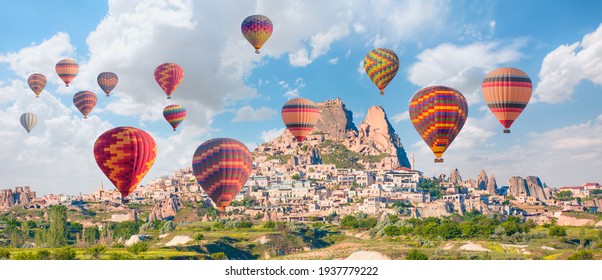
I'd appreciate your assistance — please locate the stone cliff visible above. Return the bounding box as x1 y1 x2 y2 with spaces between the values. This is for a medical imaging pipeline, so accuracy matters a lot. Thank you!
508 176 548 201
0 187 36 209
254 98 410 170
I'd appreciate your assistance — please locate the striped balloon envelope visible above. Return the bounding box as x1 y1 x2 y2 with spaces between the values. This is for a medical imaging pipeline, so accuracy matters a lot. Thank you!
192 138 252 211
55 59 79 87
241 14 273 54
27 74 47 98
97 72 119 97
281 98 320 142
409 86 468 163
154 63 184 99
364 48 399 95
481 67 532 133
163 104 187 131
20 112 38 133
73 91 97 119
94 127 157 200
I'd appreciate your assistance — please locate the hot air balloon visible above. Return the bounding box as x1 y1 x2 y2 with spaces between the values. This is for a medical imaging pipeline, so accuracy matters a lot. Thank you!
73 91 97 119
27 74 47 98
481 67 532 133
281 98 320 142
409 86 468 163
192 138 252 211
94 127 157 201
97 72 118 97
55 59 79 87
241 14 273 54
20 112 37 133
364 48 399 95
163 104 187 131
154 63 184 99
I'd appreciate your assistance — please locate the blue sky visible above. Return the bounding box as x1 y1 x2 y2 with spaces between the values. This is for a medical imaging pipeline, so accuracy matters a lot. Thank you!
0 0 601 195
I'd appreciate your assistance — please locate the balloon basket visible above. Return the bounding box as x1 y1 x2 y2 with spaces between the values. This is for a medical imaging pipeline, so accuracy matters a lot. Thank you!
255 49 260 54
173 128 176 131
36 96 39 98
503 129 511 134
106 94 110 97
122 198 130 204
434 158 444 163
380 90 384 96
167 96 171 99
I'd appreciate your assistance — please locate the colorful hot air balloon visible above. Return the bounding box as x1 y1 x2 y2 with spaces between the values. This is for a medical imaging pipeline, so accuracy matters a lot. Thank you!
154 63 184 99
281 98 320 142
241 14 273 54
163 104 187 131
27 74 47 98
55 59 79 87
73 91 97 119
409 86 468 163
97 72 119 97
20 112 37 133
364 48 399 95
192 138 252 211
481 67 532 133
94 127 157 200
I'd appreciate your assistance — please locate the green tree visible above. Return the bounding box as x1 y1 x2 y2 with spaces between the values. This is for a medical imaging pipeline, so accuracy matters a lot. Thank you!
193 233 204 241
160 221 175 234
0 249 10 260
406 249 429 260
555 191 574 201
549 226 567 237
384 226 401 237
211 252 228 260
340 215 359 228
127 242 148 256
34 227 47 247
264 220 276 229
291 174 301 180
48 206 68 247
84 226 100 244
86 245 107 259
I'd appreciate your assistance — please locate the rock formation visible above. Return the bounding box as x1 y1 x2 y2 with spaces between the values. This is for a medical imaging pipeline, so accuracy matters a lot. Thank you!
449 169 463 185
147 197 182 222
476 170 488 190
508 176 547 200
487 175 498 195
0 187 36 209
254 98 410 170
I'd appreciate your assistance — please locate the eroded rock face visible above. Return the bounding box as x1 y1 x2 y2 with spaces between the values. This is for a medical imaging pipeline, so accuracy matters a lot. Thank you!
254 98 410 170
0 187 36 209
508 176 547 200
476 170 488 191
449 169 463 185
487 175 498 195
147 197 182 222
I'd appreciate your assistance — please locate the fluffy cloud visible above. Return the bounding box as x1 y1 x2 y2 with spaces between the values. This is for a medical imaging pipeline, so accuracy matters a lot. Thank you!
408 41 524 105
261 128 285 143
391 111 409 123
534 23 602 103
232 106 277 122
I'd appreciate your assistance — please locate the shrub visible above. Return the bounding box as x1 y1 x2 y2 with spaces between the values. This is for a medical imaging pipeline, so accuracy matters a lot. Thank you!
549 226 567 237
264 220 276 229
109 253 133 260
211 252 228 260
36 249 51 260
406 249 429 260
53 247 77 260
127 242 148 256
160 221 175 234
86 245 107 259
0 249 10 260
568 250 593 260
193 233 204 241
384 226 401 237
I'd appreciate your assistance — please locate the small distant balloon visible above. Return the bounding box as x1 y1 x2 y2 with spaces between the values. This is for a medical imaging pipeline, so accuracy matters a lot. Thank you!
409 86 468 163
20 112 38 133
97 72 119 97
281 98 320 142
364 48 399 95
73 91 97 119
154 63 184 99
55 59 79 87
163 104 187 131
481 67 532 133
241 15 273 54
27 74 47 98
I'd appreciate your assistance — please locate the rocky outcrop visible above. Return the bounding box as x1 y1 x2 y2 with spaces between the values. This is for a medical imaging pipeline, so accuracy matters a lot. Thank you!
449 169 463 185
0 187 36 209
508 176 547 201
487 175 498 195
254 98 410 170
476 170 488 190
147 197 182 222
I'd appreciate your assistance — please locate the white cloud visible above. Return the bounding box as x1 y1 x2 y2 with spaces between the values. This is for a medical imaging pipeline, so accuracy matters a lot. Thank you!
261 128 285 143
328 57 339 65
534 23 602 103
281 77 306 99
408 41 524 105
232 106 277 122
392 111 409 123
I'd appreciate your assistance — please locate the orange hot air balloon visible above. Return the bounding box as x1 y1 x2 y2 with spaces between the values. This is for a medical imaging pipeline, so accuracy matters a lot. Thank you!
97 72 119 97
55 59 79 87
481 67 532 133
94 127 157 201
409 86 468 163
192 138 252 211
154 63 184 99
281 98 320 142
27 73 47 98
73 91 97 119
